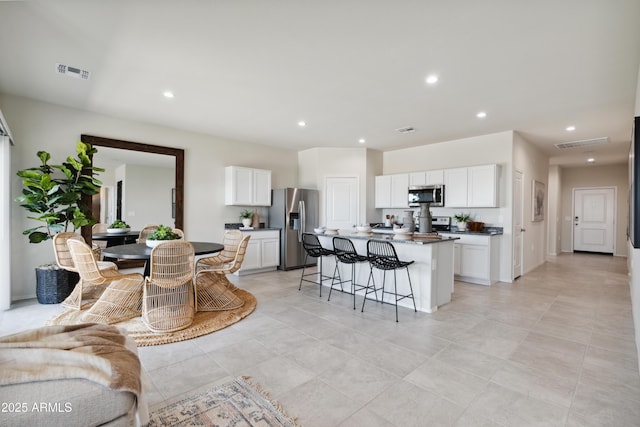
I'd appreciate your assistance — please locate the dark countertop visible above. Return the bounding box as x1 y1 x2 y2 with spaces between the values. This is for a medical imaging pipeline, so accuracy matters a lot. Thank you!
316 232 459 245
440 229 503 236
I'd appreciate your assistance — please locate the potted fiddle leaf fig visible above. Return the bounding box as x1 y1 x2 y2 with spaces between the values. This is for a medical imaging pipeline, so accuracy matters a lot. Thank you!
16 141 104 303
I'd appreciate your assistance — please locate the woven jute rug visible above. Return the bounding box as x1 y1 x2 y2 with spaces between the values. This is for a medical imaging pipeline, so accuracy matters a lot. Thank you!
144 376 301 427
45 288 257 346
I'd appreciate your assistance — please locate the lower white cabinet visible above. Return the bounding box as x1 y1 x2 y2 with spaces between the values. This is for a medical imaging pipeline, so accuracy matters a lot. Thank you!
235 230 280 275
441 233 500 285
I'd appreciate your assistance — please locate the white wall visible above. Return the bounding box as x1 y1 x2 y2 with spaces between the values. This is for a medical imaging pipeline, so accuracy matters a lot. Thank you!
629 64 640 373
3 94 298 300
559 164 628 257
513 132 550 273
547 165 562 256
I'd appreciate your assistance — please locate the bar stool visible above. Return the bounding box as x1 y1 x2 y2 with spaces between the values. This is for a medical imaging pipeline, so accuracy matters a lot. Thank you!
299 233 336 297
362 239 417 322
329 236 371 309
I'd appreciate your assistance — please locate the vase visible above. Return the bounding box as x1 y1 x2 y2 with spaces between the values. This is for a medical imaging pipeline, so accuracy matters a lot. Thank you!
456 221 467 231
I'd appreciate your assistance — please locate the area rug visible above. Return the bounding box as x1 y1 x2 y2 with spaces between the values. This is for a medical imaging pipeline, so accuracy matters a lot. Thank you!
45 288 257 346
144 376 301 427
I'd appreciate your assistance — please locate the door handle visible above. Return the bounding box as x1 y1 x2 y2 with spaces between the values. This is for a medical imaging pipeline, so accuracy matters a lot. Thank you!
521 228 526 232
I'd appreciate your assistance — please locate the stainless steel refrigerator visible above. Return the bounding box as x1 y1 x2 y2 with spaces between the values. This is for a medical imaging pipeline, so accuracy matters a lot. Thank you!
269 188 319 270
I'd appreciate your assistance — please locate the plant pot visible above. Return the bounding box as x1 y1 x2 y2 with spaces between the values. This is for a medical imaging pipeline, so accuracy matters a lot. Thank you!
35 265 79 304
242 218 252 227
456 221 467 231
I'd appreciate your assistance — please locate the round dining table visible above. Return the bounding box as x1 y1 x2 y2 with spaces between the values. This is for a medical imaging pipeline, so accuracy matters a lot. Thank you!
92 231 140 247
101 241 224 277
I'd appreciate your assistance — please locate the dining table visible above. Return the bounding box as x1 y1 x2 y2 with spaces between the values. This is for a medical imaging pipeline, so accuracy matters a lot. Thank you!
101 241 224 277
92 231 140 247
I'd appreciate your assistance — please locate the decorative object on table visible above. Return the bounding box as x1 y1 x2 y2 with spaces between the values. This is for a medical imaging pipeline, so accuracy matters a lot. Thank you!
15 142 104 303
240 209 253 228
251 208 260 228
144 376 300 427
402 210 415 232
453 213 472 231
107 219 131 233
532 180 545 222
385 214 394 227
313 227 326 234
145 224 181 247
356 225 372 234
46 287 257 346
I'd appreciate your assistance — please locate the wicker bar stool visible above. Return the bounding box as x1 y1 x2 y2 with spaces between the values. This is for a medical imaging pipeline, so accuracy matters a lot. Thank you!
299 233 336 297
142 241 195 333
362 239 417 322
329 236 371 309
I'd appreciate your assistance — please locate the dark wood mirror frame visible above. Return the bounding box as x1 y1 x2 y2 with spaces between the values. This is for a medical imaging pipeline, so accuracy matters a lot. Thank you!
80 134 184 244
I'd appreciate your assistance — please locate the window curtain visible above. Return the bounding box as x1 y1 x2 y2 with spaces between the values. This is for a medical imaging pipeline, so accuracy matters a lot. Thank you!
0 111 13 310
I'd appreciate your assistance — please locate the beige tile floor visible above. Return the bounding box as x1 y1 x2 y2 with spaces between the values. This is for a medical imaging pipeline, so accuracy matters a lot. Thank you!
1 252 638 426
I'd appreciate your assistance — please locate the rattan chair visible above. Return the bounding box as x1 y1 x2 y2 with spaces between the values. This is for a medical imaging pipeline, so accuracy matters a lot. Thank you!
194 234 249 311
91 223 109 250
66 239 144 323
137 224 159 243
195 230 243 273
54 232 118 310
172 228 185 239
142 241 196 333
362 239 416 322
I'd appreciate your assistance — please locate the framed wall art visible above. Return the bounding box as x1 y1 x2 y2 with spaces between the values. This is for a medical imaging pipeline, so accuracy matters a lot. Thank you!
532 180 545 222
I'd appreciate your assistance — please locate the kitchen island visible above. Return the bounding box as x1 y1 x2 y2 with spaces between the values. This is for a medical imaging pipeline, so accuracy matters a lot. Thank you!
316 232 458 313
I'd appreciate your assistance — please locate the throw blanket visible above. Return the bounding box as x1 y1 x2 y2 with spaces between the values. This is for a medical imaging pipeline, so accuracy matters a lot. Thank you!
0 323 146 422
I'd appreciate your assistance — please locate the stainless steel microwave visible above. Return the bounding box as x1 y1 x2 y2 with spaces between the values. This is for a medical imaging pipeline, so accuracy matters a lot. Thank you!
408 185 445 207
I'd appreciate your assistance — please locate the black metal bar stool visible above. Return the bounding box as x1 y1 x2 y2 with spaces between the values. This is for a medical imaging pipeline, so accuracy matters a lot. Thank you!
362 239 417 322
299 233 336 297
329 236 371 309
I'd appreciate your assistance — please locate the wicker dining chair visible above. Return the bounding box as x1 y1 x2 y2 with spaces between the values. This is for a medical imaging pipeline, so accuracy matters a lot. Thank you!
172 228 185 239
142 240 196 333
53 232 119 310
195 230 243 273
66 239 144 324
137 224 159 243
194 234 249 311
91 223 109 250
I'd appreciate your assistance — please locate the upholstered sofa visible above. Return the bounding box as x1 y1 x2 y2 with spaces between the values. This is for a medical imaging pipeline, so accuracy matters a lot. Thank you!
0 324 145 427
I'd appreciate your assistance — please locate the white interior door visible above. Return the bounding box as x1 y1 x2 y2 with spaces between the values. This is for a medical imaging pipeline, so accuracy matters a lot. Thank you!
573 187 615 254
513 170 524 279
325 177 358 229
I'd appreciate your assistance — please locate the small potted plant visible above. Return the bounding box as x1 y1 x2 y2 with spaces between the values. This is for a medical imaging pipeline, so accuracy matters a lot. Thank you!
240 209 253 228
107 219 131 233
146 224 181 247
453 213 472 231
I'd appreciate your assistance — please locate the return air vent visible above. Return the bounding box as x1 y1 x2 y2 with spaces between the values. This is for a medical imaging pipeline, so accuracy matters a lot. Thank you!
56 63 90 80
554 137 608 150
396 126 416 134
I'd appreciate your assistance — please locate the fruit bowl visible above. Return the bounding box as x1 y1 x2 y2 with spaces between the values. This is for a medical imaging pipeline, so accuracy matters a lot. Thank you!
313 227 325 234
106 228 131 234
356 225 372 233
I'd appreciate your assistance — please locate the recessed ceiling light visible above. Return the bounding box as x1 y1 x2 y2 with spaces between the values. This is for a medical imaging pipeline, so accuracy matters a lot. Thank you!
358 138 366 144
425 75 438 85
566 125 576 131
298 121 306 127
163 91 174 99
476 111 487 118
587 157 595 163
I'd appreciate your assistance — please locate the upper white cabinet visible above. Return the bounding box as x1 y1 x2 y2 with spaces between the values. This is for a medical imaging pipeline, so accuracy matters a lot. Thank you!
375 174 409 208
409 170 444 186
225 166 272 206
444 164 498 208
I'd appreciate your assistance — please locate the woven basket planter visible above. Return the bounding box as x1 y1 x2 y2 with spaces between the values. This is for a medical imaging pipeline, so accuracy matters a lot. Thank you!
35 265 79 304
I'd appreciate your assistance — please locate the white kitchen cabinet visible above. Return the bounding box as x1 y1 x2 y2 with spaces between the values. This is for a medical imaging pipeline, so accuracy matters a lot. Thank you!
375 174 409 208
425 170 444 185
236 229 280 275
225 166 272 206
443 164 498 208
443 168 468 207
441 233 499 285
409 172 426 186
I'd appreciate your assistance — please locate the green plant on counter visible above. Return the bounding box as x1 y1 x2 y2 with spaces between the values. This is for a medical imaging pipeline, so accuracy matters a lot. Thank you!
453 213 472 223
239 209 253 220
148 224 180 241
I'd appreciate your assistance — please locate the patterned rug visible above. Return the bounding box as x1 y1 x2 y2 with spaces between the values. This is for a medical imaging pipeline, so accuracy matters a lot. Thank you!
46 288 257 346
145 376 301 427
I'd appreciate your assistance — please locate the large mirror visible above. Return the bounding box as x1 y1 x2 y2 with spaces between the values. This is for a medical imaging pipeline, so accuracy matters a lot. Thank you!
80 134 184 244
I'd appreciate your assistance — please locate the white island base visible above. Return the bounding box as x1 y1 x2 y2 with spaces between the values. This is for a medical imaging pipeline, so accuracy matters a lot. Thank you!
316 234 456 313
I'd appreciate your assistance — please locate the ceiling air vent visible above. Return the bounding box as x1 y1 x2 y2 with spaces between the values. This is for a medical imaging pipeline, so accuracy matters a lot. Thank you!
554 137 608 150
56 63 90 80
396 126 416 134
